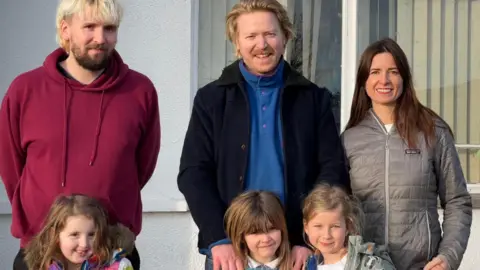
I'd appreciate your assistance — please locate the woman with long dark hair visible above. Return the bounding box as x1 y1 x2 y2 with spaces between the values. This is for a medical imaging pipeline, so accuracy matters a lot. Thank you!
342 37 472 270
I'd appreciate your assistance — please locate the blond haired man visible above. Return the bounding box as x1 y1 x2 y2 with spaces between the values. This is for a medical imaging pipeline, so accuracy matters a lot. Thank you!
178 0 349 269
0 1 160 269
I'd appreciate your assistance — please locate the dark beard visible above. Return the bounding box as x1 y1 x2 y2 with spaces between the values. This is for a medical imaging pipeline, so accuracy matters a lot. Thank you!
72 45 110 71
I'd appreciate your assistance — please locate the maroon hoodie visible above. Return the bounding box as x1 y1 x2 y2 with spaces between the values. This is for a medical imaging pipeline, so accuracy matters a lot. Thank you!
0 48 160 247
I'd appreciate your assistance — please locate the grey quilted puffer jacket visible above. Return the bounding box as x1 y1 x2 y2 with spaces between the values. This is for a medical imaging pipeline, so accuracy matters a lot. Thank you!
342 110 472 270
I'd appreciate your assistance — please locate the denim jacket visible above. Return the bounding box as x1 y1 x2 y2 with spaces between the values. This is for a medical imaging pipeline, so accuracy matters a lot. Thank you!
304 235 396 270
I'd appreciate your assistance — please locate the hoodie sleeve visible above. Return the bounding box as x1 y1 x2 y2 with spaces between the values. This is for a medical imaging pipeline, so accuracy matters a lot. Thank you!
177 89 228 247
435 126 472 270
136 87 161 189
315 88 350 192
0 81 26 203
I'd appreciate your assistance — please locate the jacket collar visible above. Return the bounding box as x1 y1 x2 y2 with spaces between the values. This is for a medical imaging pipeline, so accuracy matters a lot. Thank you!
359 109 397 135
216 59 312 88
247 256 280 268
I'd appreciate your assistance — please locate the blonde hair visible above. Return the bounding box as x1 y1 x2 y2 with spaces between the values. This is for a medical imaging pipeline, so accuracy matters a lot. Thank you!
24 194 114 269
303 184 364 240
225 191 291 270
226 0 294 56
55 0 124 50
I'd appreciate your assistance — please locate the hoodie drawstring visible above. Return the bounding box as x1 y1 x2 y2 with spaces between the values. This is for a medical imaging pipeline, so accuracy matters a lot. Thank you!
89 90 105 166
61 83 105 186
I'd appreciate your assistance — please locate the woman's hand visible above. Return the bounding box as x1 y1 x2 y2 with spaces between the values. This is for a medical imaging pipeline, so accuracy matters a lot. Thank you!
424 255 449 270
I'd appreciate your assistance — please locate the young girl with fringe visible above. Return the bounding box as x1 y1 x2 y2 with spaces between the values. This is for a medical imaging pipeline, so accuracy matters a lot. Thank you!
303 184 396 270
24 194 135 270
224 190 291 270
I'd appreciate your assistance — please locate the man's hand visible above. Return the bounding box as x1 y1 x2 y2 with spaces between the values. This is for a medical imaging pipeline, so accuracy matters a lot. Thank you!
424 255 449 270
292 245 312 270
211 244 243 270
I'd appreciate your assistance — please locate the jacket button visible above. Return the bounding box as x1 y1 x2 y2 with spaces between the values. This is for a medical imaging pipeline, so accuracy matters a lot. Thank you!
241 144 246 150
239 176 243 182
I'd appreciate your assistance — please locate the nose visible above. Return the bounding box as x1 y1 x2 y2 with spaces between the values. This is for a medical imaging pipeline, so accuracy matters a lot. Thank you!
379 71 391 85
260 233 271 242
93 27 106 44
321 227 332 239
256 36 267 49
78 236 89 248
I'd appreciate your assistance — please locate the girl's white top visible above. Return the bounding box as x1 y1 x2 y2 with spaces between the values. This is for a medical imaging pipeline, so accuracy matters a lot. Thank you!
317 254 347 270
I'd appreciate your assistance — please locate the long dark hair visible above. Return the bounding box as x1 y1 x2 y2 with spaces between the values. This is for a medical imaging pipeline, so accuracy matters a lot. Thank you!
345 37 453 148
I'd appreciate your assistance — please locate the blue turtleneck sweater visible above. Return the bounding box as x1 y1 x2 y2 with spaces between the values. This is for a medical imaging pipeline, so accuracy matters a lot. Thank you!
202 60 286 256
239 60 285 202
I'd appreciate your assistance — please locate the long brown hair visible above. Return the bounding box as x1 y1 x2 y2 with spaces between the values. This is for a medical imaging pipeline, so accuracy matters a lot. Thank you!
345 37 453 148
24 194 112 269
225 191 291 270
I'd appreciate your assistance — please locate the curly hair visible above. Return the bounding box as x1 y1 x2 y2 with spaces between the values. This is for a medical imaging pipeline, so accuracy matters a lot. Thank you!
24 194 112 269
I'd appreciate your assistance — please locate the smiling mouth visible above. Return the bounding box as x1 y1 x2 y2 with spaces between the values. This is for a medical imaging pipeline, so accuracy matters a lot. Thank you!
256 53 272 58
376 88 393 93
76 250 89 256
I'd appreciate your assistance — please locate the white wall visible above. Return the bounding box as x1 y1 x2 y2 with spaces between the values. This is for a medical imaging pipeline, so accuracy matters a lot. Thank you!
0 0 479 269
0 0 203 268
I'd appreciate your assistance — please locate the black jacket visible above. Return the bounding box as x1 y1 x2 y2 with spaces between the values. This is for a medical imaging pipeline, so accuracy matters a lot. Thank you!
177 60 349 250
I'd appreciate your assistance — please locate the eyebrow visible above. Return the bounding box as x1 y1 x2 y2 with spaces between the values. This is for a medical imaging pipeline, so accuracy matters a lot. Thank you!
370 67 398 71
244 30 277 35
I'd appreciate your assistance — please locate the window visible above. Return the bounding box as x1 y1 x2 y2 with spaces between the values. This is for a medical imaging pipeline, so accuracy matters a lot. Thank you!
287 0 343 129
198 0 343 129
198 0 238 88
358 0 480 184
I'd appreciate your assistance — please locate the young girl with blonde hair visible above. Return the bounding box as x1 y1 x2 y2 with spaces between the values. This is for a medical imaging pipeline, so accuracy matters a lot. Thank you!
24 194 134 270
303 184 395 270
225 190 291 270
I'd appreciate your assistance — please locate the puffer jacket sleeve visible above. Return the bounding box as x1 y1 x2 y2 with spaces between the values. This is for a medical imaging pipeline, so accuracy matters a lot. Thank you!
434 126 472 270
368 249 396 270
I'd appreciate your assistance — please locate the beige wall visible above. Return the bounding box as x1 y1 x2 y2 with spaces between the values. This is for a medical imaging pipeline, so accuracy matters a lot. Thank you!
397 0 480 183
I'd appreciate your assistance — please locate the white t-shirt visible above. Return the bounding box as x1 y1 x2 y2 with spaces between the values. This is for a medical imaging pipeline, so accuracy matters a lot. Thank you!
317 254 347 270
384 124 394 133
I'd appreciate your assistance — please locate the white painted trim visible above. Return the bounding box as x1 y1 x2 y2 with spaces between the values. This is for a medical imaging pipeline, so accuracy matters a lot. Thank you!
467 184 480 195
340 0 358 132
0 197 189 215
142 198 189 212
